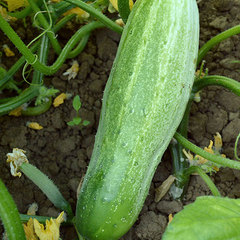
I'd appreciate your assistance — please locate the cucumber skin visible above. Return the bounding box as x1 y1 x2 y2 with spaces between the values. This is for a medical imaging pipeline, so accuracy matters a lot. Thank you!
76 0 199 239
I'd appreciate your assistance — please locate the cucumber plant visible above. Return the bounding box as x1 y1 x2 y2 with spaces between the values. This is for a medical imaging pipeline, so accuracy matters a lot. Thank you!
67 95 90 127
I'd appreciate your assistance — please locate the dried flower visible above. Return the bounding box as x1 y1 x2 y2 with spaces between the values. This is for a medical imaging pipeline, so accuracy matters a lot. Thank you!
115 18 125 27
63 61 79 81
0 6 16 21
53 93 72 107
26 122 43 130
6 148 29 177
63 7 90 20
3 44 15 57
9 106 23 116
168 213 173 224
27 203 38 215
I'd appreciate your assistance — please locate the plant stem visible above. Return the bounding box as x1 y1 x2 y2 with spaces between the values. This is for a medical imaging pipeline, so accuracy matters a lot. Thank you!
20 213 72 225
0 14 103 75
193 75 240 96
118 0 131 24
197 24 240 65
68 33 90 58
54 13 76 32
0 87 39 116
65 0 123 34
27 0 62 54
183 166 221 197
22 97 52 116
0 14 74 89
0 179 26 240
169 101 192 195
174 132 240 170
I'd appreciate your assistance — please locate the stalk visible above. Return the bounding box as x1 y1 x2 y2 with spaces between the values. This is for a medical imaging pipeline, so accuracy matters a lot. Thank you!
197 24 240 65
174 132 240 170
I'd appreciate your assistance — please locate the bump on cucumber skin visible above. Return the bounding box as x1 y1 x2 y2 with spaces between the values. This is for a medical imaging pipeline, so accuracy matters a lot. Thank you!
76 0 199 239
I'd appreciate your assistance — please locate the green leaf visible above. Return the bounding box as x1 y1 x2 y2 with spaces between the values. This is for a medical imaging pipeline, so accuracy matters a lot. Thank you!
73 117 81 125
67 121 76 126
118 0 131 24
163 196 240 240
73 95 81 112
35 86 59 106
82 120 90 126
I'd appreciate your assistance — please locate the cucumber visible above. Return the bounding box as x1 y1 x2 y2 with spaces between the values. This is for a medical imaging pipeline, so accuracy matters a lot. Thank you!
76 0 199 239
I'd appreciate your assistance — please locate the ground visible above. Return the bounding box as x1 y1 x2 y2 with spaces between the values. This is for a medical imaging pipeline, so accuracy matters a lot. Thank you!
0 0 240 239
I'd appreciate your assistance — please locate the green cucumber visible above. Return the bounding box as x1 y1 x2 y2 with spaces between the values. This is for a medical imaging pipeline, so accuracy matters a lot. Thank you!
76 0 199 239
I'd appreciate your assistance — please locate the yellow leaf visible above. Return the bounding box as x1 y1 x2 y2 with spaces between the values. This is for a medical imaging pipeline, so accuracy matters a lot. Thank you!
27 122 43 130
109 0 133 11
63 7 89 20
0 6 16 21
4 0 28 12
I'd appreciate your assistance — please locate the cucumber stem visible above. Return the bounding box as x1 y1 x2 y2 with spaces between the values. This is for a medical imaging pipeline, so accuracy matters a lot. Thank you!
65 0 123 34
193 75 240 96
197 24 240 65
183 166 221 197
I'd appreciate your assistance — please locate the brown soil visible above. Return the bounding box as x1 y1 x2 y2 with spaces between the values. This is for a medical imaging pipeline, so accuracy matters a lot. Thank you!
1 0 240 239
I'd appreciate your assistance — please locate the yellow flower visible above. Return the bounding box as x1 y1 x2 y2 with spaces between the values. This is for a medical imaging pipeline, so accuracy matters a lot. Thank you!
63 60 79 81
3 44 15 57
26 122 43 130
195 140 214 164
183 133 225 173
24 218 38 240
6 148 29 177
33 212 65 240
23 209 65 240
